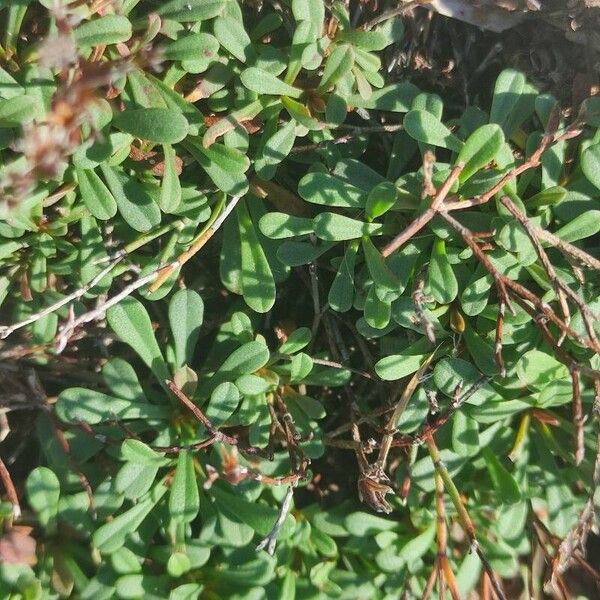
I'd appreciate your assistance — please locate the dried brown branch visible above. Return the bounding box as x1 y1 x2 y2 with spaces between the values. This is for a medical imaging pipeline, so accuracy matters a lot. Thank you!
361 0 425 29
167 379 271 459
149 195 243 293
291 123 404 153
439 211 600 357
0 456 20 520
435 470 462 600
372 353 436 476
381 163 465 258
54 268 161 353
426 435 507 600
0 253 125 340
256 485 295 555
499 195 599 348
413 274 436 344
357 354 436 513
443 121 582 213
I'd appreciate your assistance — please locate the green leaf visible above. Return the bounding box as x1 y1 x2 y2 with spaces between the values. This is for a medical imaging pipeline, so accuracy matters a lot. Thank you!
237 200 276 313
56 388 130 424
526 185 566 209
554 208 600 242
463 326 496 376
364 285 391 329
112 108 189 144
403 110 463 152
26 467 60 529
258 212 313 239
349 82 418 111
169 451 200 523
115 574 166 599
170 584 204 600
213 16 252 63
93 484 168 554
211 487 295 538
205 382 240 425
318 44 354 91
255 119 297 180
433 358 494 406
581 96 600 127
76 167 117 220
186 140 249 196
156 0 229 21
363 237 401 293
240 68 302 98
159 144 182 213
290 352 313 382
328 240 358 312
74 15 132 47
107 297 170 383
0 95 39 127
169 289 204 369
365 181 397 220
344 512 397 536
103 358 145 402
280 327 311 354
162 33 219 63
490 69 525 131
337 30 389 51
482 447 521 504
167 553 191 578
456 124 504 182
399 521 436 563
298 172 366 208
116 462 159 500
220 340 270 375
516 349 568 389
313 212 382 241
452 411 480 457
121 440 169 466
375 353 426 381
281 96 323 130
236 374 271 396
427 238 458 304
100 164 161 232
292 0 325 28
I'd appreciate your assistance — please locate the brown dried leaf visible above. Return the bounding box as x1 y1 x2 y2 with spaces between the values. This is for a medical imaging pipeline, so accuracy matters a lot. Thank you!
0 529 37 566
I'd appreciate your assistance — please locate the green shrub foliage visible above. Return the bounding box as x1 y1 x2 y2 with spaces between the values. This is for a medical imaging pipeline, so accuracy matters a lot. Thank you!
0 1 599 599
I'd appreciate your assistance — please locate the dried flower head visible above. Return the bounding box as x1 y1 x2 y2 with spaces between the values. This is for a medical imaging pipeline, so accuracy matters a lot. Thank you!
38 33 78 70
357 473 394 514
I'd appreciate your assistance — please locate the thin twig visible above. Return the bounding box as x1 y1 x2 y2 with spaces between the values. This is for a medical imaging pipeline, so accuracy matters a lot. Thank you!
439 211 600 356
149 194 242 293
381 163 465 258
256 485 295 555
0 455 20 519
571 367 585 465
435 470 462 600
499 195 599 347
362 0 425 30
310 357 378 381
0 253 124 340
54 268 160 352
291 123 404 153
372 352 436 476
443 122 582 213
167 379 270 459
426 435 507 600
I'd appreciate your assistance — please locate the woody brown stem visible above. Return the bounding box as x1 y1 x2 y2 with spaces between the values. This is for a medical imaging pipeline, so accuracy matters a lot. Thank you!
0 456 20 520
426 434 507 600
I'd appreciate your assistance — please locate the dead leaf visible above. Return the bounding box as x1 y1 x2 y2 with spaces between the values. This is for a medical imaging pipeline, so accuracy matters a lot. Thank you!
0 528 37 566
